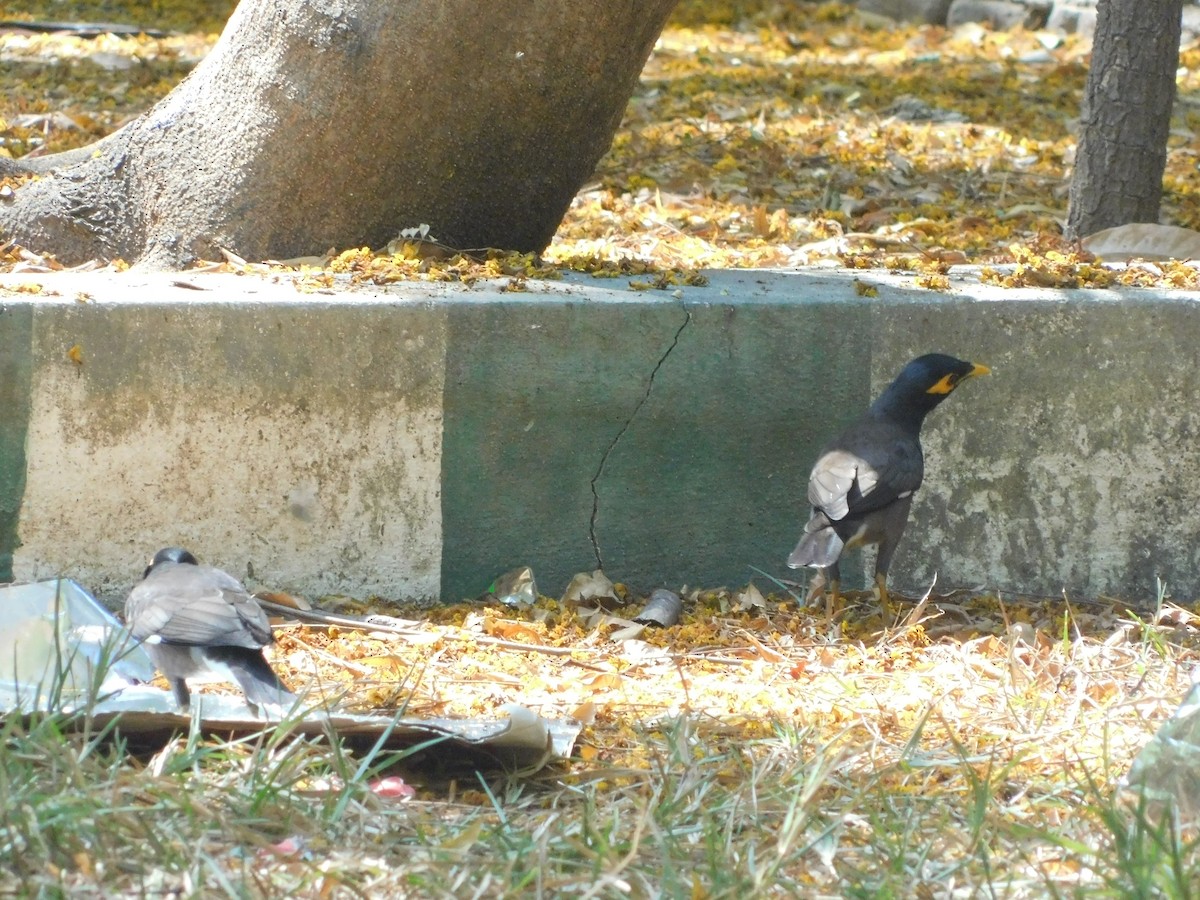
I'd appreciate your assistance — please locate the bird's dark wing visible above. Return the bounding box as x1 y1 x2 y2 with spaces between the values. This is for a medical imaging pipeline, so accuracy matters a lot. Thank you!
125 563 273 649
807 421 923 522
787 510 844 568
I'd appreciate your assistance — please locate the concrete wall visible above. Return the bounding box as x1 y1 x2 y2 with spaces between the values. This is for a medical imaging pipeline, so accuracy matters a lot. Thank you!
0 268 1195 607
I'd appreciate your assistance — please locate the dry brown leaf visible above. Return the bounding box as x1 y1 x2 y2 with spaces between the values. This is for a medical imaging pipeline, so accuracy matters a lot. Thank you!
570 700 598 724
357 655 411 678
1154 604 1200 629
484 618 544 644
739 631 787 663
734 582 767 612
255 589 312 612
586 672 624 692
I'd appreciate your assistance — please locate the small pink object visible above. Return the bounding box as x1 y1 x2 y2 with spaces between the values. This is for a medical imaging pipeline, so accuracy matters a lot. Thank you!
369 776 416 800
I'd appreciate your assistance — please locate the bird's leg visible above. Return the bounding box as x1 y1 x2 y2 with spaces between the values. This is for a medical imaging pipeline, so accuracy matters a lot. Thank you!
170 677 191 711
825 579 842 623
873 572 890 606
873 500 909 614
873 572 906 619
824 561 843 623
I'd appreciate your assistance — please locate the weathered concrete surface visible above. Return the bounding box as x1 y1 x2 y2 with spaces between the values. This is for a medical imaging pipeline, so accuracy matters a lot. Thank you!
0 267 1197 607
3 277 445 602
875 291 1200 600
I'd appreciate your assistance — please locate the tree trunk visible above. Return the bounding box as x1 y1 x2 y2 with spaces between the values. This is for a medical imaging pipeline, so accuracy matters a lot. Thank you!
1066 0 1183 239
0 0 679 269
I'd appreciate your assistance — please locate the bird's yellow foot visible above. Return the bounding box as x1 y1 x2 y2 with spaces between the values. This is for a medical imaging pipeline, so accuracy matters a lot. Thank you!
874 574 903 617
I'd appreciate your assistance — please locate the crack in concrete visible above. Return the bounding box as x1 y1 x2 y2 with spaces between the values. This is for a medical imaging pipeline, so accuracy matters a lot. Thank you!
589 304 692 570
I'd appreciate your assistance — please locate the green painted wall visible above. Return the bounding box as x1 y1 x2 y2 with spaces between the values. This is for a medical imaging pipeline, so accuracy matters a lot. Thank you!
595 299 872 594
439 289 873 600
0 304 32 581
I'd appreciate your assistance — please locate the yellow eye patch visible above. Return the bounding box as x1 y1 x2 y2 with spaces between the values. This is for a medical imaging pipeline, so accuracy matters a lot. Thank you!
926 374 958 395
926 363 989 395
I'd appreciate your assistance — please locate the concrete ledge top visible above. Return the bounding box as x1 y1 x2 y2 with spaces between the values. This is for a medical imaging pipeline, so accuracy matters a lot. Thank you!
4 264 1198 306
0 265 1194 607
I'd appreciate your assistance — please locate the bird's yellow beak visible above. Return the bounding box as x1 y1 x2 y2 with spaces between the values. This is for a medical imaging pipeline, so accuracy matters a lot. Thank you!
969 363 991 378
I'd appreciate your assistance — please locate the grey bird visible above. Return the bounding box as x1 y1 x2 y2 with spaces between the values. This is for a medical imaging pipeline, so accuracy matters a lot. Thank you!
125 547 296 711
787 354 989 617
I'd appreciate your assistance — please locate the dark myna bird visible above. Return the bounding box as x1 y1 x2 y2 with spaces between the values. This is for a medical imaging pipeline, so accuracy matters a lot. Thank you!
125 547 296 711
788 354 989 617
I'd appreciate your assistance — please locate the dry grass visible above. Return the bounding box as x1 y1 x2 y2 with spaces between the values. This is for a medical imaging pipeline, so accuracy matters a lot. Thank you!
4 585 1198 896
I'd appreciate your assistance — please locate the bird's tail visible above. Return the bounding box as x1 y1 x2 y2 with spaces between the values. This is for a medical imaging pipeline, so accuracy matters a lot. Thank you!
787 516 844 569
209 647 298 708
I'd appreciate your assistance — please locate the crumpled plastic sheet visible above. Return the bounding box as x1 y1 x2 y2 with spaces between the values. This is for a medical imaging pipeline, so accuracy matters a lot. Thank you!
486 565 538 608
0 578 156 710
0 579 580 770
1123 679 1200 822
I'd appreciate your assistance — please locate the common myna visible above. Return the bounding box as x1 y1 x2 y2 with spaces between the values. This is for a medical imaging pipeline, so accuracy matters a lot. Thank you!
788 354 989 616
125 547 296 711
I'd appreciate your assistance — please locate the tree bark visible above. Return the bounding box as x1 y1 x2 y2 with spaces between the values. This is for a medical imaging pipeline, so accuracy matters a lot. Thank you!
1066 0 1183 239
0 0 679 269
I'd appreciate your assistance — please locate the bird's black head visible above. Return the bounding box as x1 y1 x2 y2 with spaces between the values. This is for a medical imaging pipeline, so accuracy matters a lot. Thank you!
143 546 199 578
871 353 990 426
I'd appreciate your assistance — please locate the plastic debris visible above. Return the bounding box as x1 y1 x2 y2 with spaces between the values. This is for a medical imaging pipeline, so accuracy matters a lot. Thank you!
1123 680 1200 822
0 579 579 770
486 566 538 607
0 578 154 711
633 588 683 627
560 569 618 606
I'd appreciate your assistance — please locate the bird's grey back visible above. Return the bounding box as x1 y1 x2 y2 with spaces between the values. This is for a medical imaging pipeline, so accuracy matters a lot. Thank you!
126 562 272 649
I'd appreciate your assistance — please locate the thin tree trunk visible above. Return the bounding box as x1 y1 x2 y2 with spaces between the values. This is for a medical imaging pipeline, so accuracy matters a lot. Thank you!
0 0 679 269
1066 0 1183 239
